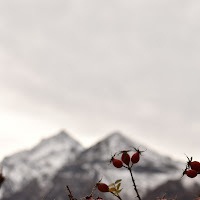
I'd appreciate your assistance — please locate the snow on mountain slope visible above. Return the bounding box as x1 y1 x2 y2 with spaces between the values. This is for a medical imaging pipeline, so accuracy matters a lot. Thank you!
80 132 184 193
0 130 84 198
1 132 196 200
45 132 185 200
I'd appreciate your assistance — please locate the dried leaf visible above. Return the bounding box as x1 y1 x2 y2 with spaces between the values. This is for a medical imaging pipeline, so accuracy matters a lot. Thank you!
116 183 121 190
109 187 116 192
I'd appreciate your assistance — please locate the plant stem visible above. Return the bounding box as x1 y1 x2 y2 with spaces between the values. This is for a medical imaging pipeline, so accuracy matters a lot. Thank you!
66 185 77 200
128 168 141 200
110 191 123 200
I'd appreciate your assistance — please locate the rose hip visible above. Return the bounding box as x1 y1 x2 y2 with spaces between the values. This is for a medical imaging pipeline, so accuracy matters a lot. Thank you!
131 152 140 164
190 161 200 171
97 183 109 192
112 158 123 168
186 170 197 178
121 152 130 166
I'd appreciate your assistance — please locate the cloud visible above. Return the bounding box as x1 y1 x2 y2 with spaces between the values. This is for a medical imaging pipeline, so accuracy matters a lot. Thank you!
1 0 200 160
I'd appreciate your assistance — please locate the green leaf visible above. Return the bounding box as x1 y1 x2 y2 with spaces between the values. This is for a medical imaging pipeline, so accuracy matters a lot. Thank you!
115 179 122 184
109 183 115 187
117 188 123 194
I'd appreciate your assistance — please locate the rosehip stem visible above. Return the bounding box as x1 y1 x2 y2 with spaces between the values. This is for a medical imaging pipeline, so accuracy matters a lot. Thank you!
110 191 122 200
128 167 142 200
66 185 77 200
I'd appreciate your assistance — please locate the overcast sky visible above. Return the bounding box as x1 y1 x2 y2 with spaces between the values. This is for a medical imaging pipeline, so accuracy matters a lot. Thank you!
1 0 200 161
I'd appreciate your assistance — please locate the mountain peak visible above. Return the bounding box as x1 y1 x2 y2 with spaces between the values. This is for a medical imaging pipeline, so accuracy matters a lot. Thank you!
102 131 137 149
36 129 82 149
1 130 84 197
40 129 69 142
106 131 123 138
79 132 138 162
105 131 127 141
56 129 68 137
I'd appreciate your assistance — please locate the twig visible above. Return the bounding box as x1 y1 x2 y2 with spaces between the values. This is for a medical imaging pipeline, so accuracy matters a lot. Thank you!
66 185 77 200
80 183 97 200
110 191 123 200
128 167 141 200
88 183 97 197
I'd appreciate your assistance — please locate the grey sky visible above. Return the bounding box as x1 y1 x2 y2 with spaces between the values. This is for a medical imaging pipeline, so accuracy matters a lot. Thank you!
1 0 200 161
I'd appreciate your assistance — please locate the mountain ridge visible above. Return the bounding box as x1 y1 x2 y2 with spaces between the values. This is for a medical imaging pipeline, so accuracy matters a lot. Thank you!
40 131 184 200
1 130 199 200
0 130 84 199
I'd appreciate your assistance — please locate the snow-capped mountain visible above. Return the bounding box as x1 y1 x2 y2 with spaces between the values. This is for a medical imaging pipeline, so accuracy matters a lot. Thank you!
40 132 186 200
1 132 200 200
0 130 84 199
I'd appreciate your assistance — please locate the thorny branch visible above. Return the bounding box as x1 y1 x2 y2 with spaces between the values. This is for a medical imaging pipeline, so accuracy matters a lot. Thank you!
66 185 77 200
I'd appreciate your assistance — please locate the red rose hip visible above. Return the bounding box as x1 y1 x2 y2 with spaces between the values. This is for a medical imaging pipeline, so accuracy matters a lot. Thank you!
190 161 200 171
186 170 197 178
97 183 109 192
121 152 130 166
112 158 123 168
131 152 140 164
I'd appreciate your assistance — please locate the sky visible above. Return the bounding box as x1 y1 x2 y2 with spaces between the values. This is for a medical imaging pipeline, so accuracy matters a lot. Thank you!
1 0 200 161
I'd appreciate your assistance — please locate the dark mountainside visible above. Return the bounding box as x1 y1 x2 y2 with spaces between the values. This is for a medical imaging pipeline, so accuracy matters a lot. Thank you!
143 180 200 200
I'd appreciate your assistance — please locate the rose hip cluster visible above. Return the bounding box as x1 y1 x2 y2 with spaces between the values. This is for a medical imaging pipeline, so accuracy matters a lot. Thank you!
111 148 142 168
97 148 143 200
183 156 200 178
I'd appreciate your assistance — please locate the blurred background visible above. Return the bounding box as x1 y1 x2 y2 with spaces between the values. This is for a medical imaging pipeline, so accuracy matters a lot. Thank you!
1 0 200 162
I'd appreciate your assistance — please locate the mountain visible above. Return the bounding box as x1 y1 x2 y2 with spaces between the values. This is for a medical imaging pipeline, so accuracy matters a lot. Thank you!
0 130 84 199
37 132 186 200
1 132 200 200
